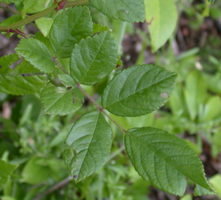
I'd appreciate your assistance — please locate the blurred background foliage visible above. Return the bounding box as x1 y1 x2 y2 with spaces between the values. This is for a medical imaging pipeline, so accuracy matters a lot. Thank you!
1 0 221 199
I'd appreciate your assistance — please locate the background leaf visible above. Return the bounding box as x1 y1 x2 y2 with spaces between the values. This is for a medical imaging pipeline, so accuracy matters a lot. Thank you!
125 127 211 195
65 112 112 181
0 160 16 187
145 0 178 51
102 65 176 117
70 32 118 85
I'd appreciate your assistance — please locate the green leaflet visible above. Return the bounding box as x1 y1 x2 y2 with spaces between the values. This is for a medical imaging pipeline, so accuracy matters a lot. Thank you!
70 32 118 85
16 38 55 73
49 7 93 58
90 0 145 22
40 84 83 115
23 0 53 14
65 112 112 181
145 0 178 51
0 160 16 187
36 17 53 37
124 127 211 195
102 65 176 117
0 75 46 95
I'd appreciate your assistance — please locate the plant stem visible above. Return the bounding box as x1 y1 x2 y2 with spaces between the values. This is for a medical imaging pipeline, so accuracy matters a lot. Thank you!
33 176 73 200
76 83 126 134
0 0 88 32
107 146 125 162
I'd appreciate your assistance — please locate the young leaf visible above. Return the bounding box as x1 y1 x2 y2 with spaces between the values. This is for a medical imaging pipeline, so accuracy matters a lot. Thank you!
145 0 178 51
65 111 112 181
0 75 46 95
0 160 16 187
40 84 83 115
49 7 93 58
70 32 118 85
16 38 55 73
90 0 145 22
102 64 176 117
124 127 211 195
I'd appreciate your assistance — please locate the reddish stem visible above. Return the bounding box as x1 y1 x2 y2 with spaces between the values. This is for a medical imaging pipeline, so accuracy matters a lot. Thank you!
8 29 27 38
55 0 67 10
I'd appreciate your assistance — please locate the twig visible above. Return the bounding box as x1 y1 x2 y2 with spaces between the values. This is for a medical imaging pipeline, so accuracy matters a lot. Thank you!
107 146 125 163
33 176 73 200
0 0 89 32
76 83 126 134
8 28 28 38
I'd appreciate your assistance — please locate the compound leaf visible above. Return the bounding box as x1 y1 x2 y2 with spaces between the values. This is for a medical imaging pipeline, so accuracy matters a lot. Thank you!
65 112 112 181
16 38 55 73
90 0 145 22
125 127 211 195
102 65 176 117
49 7 93 58
70 32 118 85
40 84 83 115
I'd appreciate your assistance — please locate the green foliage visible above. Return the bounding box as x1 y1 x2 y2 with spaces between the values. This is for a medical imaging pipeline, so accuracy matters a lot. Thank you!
16 38 55 73
49 7 93 58
40 84 83 115
0 75 46 95
65 112 112 181
125 127 211 195
0 0 218 199
90 0 145 22
0 160 16 186
102 65 176 116
144 0 178 51
70 32 118 85
23 0 53 14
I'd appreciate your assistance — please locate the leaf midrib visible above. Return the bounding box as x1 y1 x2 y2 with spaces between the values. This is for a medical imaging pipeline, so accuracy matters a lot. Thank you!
77 113 100 179
105 72 175 108
127 133 209 189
